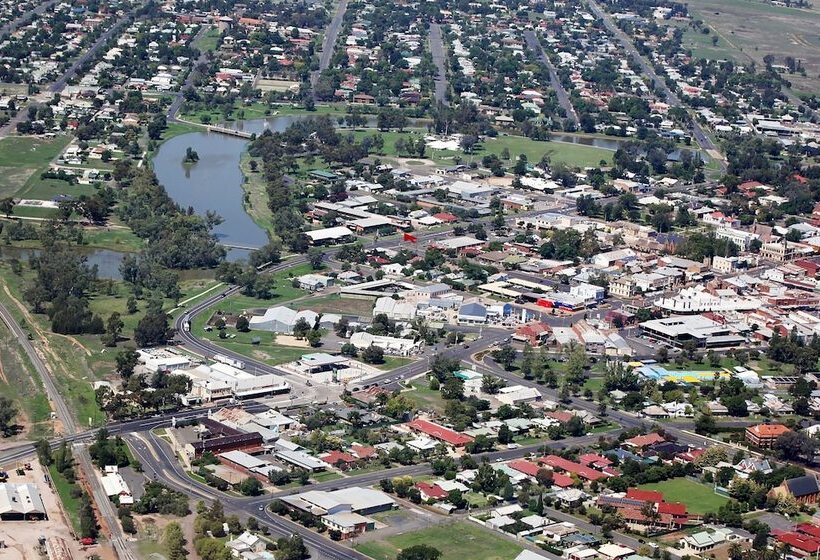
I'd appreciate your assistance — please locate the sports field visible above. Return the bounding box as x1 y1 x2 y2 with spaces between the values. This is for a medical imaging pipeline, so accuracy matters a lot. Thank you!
355 522 523 560
638 478 728 515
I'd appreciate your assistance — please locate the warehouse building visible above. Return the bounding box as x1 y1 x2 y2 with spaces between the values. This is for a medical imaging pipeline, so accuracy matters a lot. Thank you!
249 306 319 334
0 483 47 520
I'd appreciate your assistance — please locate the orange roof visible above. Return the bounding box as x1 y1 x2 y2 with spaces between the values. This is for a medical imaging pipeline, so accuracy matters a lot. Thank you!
747 424 791 437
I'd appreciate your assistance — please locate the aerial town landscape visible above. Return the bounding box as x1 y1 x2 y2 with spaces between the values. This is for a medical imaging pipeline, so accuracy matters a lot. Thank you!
2 0 820 560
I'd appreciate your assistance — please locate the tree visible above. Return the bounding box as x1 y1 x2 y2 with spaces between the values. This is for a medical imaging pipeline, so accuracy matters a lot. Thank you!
238 477 263 496
116 347 139 378
0 396 18 436
306 329 322 347
536 468 554 487
497 424 513 444
276 535 309 560
292 318 311 339
307 248 324 270
340 342 358 357
491 344 517 370
164 522 187 560
361 345 385 364
481 374 506 394
134 310 171 347
102 312 123 347
397 544 442 560
694 413 717 435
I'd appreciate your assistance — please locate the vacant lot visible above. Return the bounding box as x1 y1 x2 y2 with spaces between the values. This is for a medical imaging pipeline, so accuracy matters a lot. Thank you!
638 478 729 515
292 293 374 317
0 135 71 198
686 0 820 94
355 522 523 560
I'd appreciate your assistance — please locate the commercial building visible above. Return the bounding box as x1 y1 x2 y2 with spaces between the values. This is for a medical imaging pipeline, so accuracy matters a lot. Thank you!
179 362 289 401
137 349 192 373
640 315 746 348
349 331 420 355
305 226 355 245
249 306 319 334
0 483 46 520
280 487 396 519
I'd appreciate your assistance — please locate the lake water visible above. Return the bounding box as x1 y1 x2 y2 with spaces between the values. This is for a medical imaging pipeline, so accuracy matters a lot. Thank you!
152 115 309 261
0 246 126 280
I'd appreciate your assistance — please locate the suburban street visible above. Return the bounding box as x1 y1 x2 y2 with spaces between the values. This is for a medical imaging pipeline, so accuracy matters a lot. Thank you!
429 22 449 106
523 30 578 126
310 0 349 91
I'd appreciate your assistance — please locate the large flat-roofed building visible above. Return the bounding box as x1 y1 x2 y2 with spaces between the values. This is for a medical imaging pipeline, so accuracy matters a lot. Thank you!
137 349 192 373
179 362 290 400
305 226 355 245
640 315 746 348
280 487 396 516
429 236 485 252
0 483 47 520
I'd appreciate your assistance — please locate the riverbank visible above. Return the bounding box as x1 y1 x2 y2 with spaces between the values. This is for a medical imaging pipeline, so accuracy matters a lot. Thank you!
238 151 276 239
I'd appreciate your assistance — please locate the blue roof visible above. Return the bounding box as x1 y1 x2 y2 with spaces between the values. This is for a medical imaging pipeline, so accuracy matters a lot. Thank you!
458 302 487 317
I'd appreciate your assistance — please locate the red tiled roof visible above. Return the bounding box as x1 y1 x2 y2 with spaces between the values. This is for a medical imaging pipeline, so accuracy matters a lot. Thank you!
406 419 473 446
553 473 575 487
624 433 666 448
546 411 574 423
349 444 376 459
538 455 606 481
578 453 612 468
796 523 820 539
415 482 448 500
778 533 820 553
619 507 682 526
747 423 791 438
322 450 356 464
432 212 458 223
626 488 664 503
657 501 688 516
509 460 541 477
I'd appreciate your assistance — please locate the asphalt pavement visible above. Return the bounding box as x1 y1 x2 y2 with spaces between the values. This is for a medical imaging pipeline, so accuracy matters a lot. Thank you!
428 23 449 106
523 30 578 125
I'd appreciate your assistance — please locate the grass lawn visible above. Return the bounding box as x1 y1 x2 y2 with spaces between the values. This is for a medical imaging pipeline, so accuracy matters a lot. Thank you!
312 471 344 483
240 152 275 236
194 27 222 52
18 175 99 201
583 376 604 393
0 319 52 438
48 464 82 533
402 378 446 414
355 522 523 560
351 129 613 168
638 478 728 515
0 135 72 198
186 263 318 365
377 356 413 371
0 135 71 167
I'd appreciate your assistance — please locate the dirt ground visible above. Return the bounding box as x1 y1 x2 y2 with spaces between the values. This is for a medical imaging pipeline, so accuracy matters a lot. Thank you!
0 460 116 560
